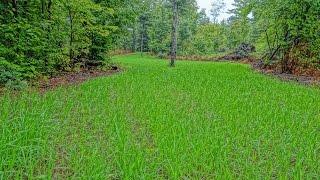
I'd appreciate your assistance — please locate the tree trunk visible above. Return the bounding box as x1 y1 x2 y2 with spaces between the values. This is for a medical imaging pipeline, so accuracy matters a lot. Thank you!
90 32 94 60
41 0 45 14
69 12 74 61
170 0 178 67
47 0 52 33
140 21 144 56
12 0 17 17
132 24 136 52
48 0 52 18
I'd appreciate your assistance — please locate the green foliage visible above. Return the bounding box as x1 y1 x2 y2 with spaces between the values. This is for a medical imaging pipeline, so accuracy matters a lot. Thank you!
210 0 225 23
0 0 133 87
5 78 28 90
1 0 319 89
186 24 227 55
0 59 27 90
226 18 251 49
248 0 320 69
157 52 167 59
148 1 171 54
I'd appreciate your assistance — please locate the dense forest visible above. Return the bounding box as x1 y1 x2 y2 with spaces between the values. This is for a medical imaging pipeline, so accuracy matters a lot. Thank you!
1 0 320 89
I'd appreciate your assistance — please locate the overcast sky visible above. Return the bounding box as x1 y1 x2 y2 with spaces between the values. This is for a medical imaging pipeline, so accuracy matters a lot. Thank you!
197 0 234 21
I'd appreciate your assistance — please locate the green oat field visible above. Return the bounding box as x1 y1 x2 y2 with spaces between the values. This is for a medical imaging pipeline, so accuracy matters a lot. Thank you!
1 54 319 179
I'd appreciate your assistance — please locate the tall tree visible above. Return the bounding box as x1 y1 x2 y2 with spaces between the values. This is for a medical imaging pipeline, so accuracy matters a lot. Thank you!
210 0 225 24
170 0 178 67
0 0 137 87
197 8 210 25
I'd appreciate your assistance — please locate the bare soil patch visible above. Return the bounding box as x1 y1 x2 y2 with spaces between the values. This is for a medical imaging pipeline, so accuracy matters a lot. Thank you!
253 61 320 86
166 53 320 86
164 55 255 64
109 50 133 55
35 68 124 94
0 67 124 96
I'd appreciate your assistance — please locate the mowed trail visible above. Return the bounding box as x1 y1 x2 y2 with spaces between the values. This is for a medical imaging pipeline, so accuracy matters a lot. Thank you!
1 54 319 179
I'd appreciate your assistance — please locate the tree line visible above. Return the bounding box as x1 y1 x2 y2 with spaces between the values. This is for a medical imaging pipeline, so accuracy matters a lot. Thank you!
1 0 320 89
126 0 320 70
0 0 137 89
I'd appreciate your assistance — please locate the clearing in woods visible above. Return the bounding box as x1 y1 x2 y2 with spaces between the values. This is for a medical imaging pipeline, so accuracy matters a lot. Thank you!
1 54 319 179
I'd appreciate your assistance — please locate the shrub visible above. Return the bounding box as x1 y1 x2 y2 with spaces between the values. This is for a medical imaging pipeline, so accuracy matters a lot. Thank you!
157 52 167 59
5 79 28 90
0 58 28 90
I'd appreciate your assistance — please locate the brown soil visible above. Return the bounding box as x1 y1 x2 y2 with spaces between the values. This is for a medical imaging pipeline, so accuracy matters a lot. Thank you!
252 61 320 86
0 68 124 96
109 50 133 55
216 56 256 64
172 56 214 61
165 55 255 64
35 68 124 94
167 54 320 86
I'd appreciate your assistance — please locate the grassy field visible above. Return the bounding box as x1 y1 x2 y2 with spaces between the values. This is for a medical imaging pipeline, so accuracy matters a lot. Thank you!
1 54 319 179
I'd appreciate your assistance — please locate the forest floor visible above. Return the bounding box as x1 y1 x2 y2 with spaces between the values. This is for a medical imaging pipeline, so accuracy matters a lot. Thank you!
170 54 320 86
1 54 319 179
34 68 123 94
254 68 320 86
0 68 123 96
